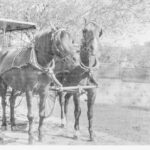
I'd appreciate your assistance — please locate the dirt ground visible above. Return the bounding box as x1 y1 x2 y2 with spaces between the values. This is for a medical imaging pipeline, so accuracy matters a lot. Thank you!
1 96 150 145
53 100 150 145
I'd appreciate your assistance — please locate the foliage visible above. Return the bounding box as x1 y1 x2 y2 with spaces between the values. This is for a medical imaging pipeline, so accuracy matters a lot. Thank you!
1 0 150 67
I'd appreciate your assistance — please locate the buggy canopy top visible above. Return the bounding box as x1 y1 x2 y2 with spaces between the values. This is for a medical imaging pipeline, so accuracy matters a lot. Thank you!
0 18 36 32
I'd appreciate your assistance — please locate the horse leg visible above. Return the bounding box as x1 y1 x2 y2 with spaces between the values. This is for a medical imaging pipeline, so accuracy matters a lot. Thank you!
87 89 96 141
64 93 72 127
26 91 34 144
58 92 66 128
0 131 4 143
73 93 81 139
38 90 48 142
1 85 7 130
1 95 7 130
9 89 17 131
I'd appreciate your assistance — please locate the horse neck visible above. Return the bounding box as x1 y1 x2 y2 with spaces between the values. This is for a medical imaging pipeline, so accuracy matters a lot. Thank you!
36 50 54 67
34 37 54 68
80 50 89 66
80 40 90 66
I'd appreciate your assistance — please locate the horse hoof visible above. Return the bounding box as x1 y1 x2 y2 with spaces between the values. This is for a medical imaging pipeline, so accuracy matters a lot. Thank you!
89 132 96 142
61 118 67 128
60 124 65 128
38 135 44 142
11 126 17 131
89 136 95 142
1 126 7 131
73 130 80 140
28 137 35 145
0 137 4 144
73 135 78 140
28 139 34 145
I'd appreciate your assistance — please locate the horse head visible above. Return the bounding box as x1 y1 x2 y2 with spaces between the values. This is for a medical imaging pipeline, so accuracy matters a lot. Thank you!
52 29 78 67
80 19 103 69
34 27 78 70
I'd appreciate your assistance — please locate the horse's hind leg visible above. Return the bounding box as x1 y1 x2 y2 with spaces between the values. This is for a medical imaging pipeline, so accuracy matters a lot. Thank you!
73 93 81 139
1 84 7 130
9 89 17 131
1 96 7 130
26 91 34 144
87 89 96 141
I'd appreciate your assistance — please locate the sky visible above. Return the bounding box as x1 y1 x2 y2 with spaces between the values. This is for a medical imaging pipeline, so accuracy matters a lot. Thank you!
102 23 150 48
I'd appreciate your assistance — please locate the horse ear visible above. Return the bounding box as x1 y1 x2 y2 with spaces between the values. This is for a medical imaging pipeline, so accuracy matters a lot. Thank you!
99 29 103 37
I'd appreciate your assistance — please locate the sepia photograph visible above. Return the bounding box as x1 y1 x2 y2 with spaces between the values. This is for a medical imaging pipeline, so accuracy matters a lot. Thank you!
0 0 150 146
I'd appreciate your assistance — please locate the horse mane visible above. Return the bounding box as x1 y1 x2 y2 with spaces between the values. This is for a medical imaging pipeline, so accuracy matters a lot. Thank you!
53 28 71 44
34 28 54 54
35 27 52 39
34 28 71 53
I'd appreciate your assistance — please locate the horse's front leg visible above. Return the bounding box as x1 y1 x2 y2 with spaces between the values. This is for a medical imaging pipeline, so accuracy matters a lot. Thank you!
58 92 66 128
0 131 4 143
9 89 17 131
64 93 72 127
26 91 34 144
73 93 81 139
38 89 48 142
87 89 96 141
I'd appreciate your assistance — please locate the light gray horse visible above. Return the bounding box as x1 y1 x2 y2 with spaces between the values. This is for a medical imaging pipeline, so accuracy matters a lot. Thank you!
58 20 102 141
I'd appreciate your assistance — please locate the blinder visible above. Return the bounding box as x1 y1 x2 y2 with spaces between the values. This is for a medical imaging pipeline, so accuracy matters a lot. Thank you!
51 29 75 63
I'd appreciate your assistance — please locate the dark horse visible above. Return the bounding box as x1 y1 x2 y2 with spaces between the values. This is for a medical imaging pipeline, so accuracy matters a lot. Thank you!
0 27 77 144
57 20 102 141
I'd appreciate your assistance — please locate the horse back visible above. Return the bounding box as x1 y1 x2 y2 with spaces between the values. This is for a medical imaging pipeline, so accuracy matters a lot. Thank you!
0 45 32 75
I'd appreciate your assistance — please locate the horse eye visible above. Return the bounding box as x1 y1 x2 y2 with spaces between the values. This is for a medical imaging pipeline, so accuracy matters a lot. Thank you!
82 29 87 34
90 45 93 50
87 48 90 52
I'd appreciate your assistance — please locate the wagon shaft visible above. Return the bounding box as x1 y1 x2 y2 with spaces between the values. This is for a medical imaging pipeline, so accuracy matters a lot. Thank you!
49 85 98 92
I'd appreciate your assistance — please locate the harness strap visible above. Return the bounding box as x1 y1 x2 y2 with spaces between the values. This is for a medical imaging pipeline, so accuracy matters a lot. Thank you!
80 61 90 72
30 46 62 87
79 58 98 86
30 46 51 72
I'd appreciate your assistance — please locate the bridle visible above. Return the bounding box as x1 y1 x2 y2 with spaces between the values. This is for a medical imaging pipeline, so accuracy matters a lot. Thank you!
79 40 98 73
80 57 97 71
79 43 99 87
52 29 76 65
